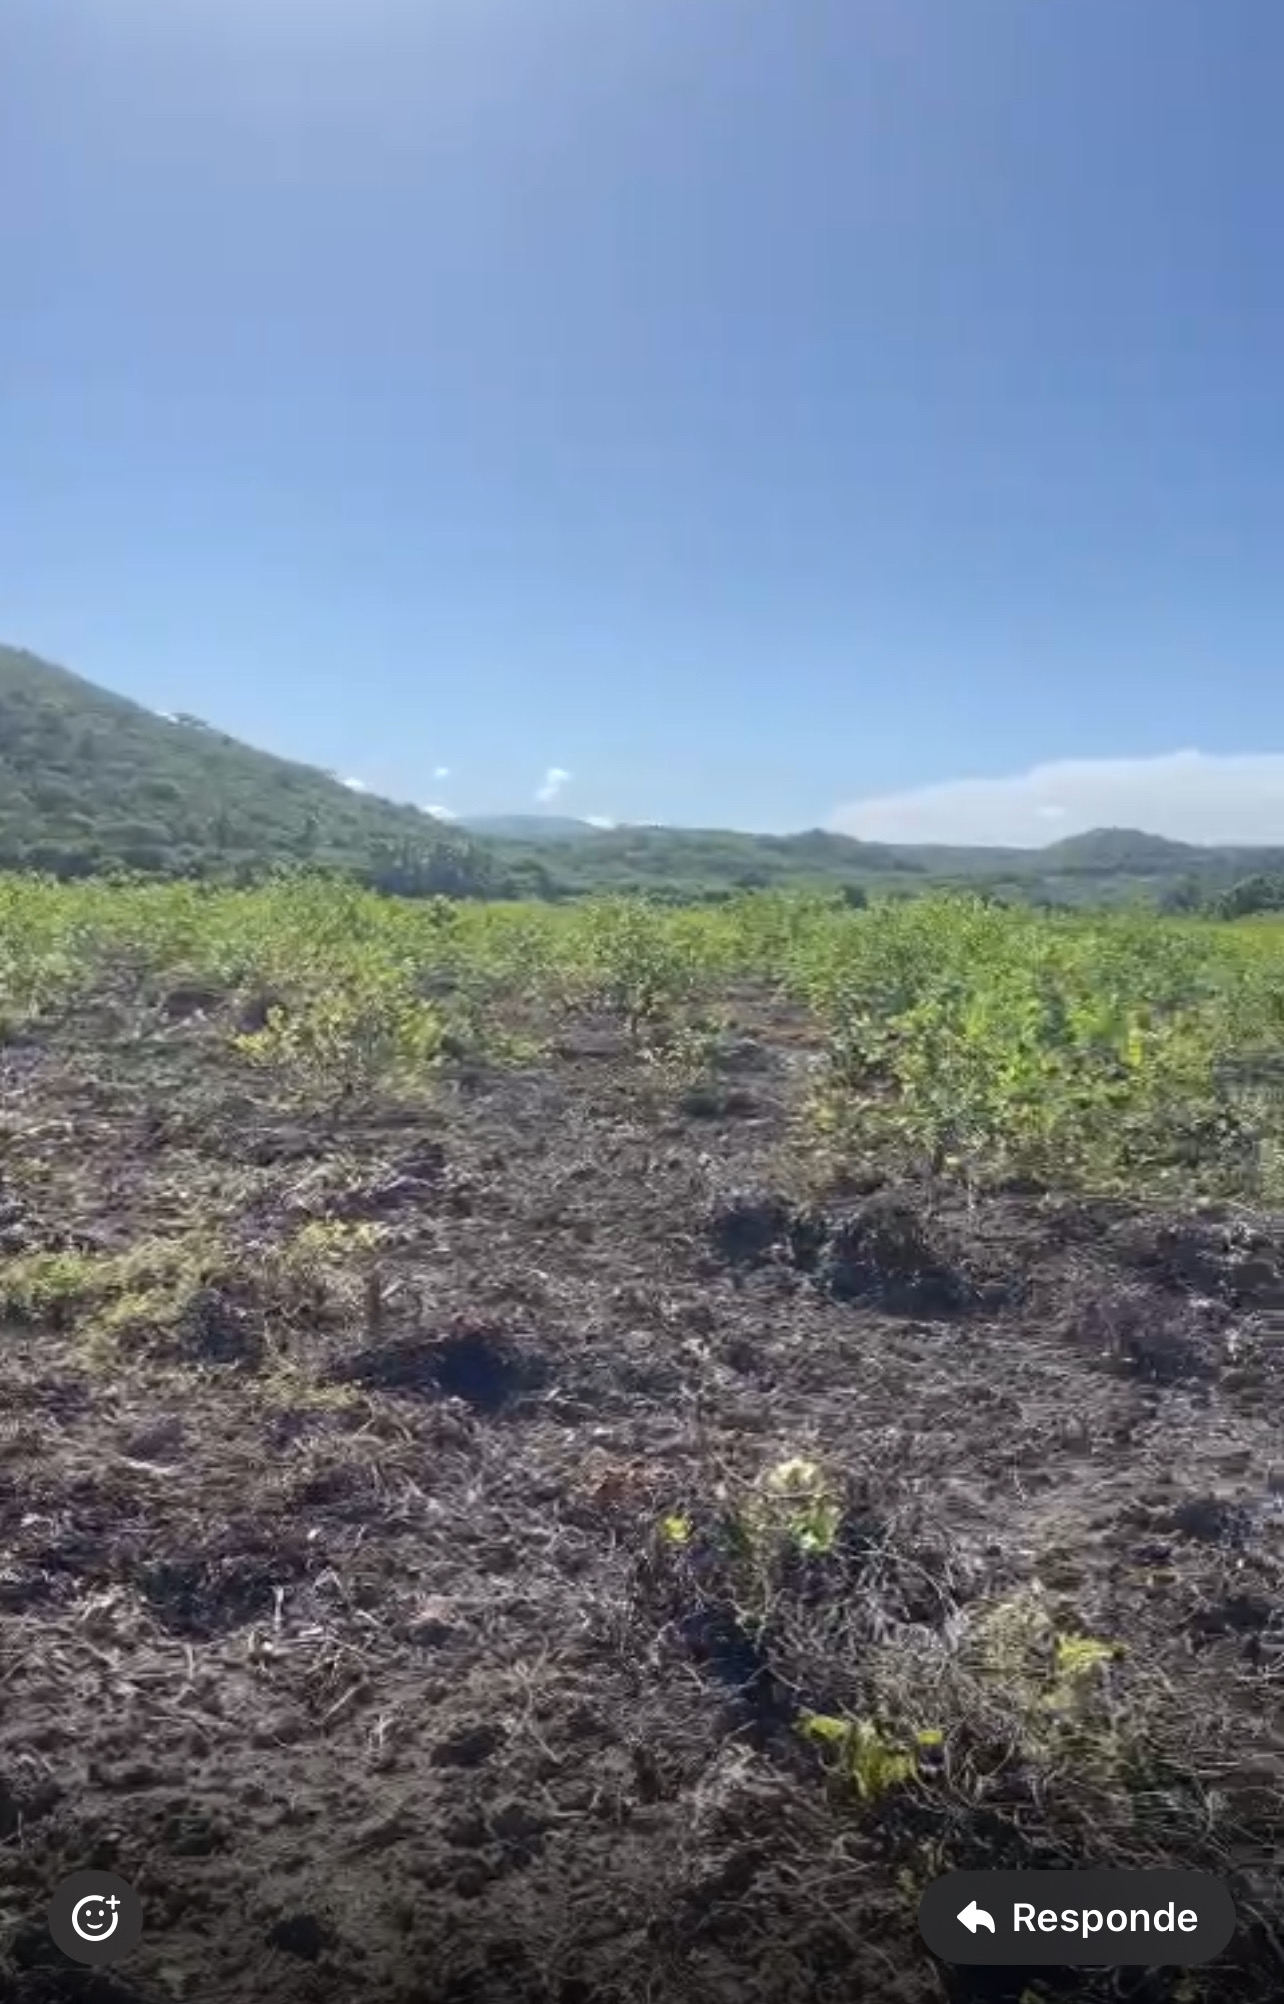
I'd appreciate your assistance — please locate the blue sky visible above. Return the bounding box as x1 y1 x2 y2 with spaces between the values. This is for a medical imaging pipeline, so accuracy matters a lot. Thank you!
6 0 1284 842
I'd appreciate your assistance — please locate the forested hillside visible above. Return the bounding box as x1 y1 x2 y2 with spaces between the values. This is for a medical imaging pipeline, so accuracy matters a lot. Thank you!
4 645 1284 911
0 645 500 895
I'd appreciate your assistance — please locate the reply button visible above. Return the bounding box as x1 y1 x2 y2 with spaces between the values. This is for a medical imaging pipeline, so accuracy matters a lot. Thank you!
918 1870 1236 1966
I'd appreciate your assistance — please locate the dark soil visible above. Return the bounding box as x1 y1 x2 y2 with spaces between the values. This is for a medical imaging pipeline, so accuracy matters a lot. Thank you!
1 997 1283 2003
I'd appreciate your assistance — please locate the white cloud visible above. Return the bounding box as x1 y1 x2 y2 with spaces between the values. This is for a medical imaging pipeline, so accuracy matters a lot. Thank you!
433 765 451 780
341 776 369 793
584 814 616 829
829 751 1284 849
535 765 571 804
421 803 456 820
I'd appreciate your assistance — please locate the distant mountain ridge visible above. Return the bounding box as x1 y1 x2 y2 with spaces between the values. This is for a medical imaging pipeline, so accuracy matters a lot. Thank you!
465 810 1284 880
3 644 1283 904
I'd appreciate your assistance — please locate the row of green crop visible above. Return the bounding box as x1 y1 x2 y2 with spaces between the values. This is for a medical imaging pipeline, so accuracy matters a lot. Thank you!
790 897 1284 1194
2 874 1283 1195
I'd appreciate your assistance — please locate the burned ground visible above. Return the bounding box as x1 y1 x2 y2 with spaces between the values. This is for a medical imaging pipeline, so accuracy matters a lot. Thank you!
1 994 1283 2004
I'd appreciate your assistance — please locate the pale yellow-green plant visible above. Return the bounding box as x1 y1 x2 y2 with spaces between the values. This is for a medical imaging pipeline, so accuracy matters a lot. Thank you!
235 968 444 1106
964 1590 1127 1768
797 1712 944 1803
751 1456 844 1557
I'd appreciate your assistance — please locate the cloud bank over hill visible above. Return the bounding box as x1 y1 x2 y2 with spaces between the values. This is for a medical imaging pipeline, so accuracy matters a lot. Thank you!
829 752 1284 848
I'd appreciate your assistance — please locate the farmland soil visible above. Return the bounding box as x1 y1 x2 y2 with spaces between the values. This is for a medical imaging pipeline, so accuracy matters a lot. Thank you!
1 997 1283 2003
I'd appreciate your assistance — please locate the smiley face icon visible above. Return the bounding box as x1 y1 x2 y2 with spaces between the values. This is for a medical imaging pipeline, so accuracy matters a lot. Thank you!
72 1892 121 1941
48 1871 143 1965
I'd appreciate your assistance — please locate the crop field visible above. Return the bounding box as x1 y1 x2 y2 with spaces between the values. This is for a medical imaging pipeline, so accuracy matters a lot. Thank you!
1 877 1283 2003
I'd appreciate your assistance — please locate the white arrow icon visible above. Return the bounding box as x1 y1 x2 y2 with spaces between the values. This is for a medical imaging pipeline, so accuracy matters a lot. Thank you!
957 1900 995 1934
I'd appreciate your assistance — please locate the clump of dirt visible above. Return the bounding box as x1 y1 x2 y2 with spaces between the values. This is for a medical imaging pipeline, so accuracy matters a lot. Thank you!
268 1912 334 1960
708 1186 976 1315
319 1141 452 1221
1168 1493 1256 1546
329 1322 551 1412
0 1773 61 1841
158 980 227 1023
808 1195 975 1314
135 1527 313 1637
1060 1279 1230 1383
173 1284 265 1369
1110 1212 1284 1307
677 1082 760 1120
707 1186 795 1266
429 1720 508 1769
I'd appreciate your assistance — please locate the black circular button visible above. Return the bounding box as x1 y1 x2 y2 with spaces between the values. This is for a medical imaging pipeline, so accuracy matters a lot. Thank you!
47 1870 144 1966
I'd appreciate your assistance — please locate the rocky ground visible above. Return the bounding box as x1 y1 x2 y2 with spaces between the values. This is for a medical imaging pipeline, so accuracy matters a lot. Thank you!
1 990 1282 2003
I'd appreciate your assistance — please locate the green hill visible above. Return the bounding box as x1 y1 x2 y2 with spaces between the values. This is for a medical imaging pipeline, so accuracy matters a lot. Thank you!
486 821 914 897
1033 826 1204 873
0 644 500 895
5 643 1284 909
0 649 919 903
